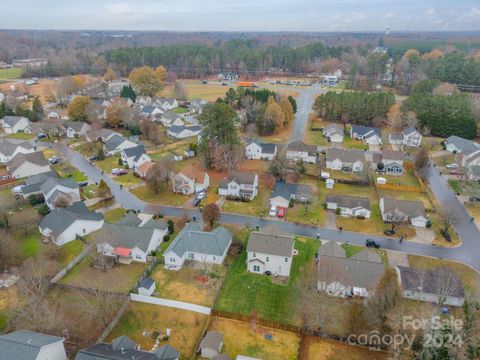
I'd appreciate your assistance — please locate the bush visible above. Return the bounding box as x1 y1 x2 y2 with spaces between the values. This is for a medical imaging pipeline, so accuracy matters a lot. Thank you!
426 220 432 228
167 219 174 234
163 234 170 242
124 164 129 169
335 207 341 215
289 198 294 208
442 145 447 151
356 215 365 220
118 158 123 166
37 204 50 216
28 193 44 206
322 202 327 209
150 250 157 257
97 147 105 160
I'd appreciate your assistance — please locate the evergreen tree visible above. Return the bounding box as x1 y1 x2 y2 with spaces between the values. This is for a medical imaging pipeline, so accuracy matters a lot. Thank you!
31 97 44 122
120 85 137 102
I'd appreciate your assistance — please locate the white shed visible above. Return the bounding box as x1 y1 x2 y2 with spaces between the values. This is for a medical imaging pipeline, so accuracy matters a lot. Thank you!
326 179 334 189
138 277 156 296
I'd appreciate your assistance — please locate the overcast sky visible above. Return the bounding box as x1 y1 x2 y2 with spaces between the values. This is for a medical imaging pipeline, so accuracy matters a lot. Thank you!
1 0 480 32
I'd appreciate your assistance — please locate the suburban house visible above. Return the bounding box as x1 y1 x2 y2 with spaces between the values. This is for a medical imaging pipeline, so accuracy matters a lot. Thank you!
245 140 277 160
7 151 51 179
372 150 405 175
63 121 91 138
402 128 423 147
246 226 295 277
173 165 209 195
41 177 81 210
286 140 317 163
39 202 104 246
379 196 428 227
0 330 67 360
157 97 178 110
0 138 34 163
20 171 57 197
163 222 232 270
317 241 385 298
326 148 366 173
76 336 179 360
0 116 31 134
445 135 480 154
141 105 164 119
135 161 155 178
120 145 151 169
0 167 13 186
269 182 312 209
395 266 465 307
322 123 344 144
199 331 224 359
218 171 258 200
167 125 202 139
103 134 138 155
325 194 371 218
160 111 183 127
118 212 169 240
350 125 382 145
189 98 208 113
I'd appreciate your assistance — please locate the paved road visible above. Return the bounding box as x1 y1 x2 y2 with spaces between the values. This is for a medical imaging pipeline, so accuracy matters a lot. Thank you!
289 84 323 142
53 143 480 271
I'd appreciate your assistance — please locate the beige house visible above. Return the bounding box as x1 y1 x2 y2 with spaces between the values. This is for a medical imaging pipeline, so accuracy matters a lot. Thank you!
7 151 50 179
173 165 209 195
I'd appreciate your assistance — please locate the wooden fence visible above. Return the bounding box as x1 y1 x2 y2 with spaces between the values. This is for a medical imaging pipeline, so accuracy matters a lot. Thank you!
96 296 131 343
50 245 93 284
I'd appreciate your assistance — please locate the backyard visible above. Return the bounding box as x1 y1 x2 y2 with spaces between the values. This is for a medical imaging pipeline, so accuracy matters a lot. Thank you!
301 336 388 360
107 302 208 359
214 237 319 326
304 116 329 146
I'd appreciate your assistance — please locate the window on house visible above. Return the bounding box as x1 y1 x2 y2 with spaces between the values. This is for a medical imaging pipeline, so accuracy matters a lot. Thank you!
170 258 176 262
188 253 194 260
253 253 256 258
285 257 288 262
83 228 86 233
253 265 260 272
266 256 269 262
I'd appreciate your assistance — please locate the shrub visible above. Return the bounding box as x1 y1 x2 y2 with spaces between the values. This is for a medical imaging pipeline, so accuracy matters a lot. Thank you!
97 147 105 160
356 215 365 220
150 250 157 257
167 219 174 234
377 162 385 171
289 198 294 208
335 207 341 215
322 202 327 209
426 220 432 228
118 158 123 166
163 234 170 242
28 193 44 206
37 204 50 216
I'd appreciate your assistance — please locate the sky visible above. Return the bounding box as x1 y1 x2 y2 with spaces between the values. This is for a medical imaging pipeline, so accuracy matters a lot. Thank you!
1 0 480 32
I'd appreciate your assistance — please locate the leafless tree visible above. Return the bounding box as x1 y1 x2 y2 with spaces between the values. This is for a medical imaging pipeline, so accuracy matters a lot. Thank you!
202 204 220 229
53 193 73 208
0 192 16 228
79 286 119 329
145 163 169 194
438 206 460 235
173 81 188 101
433 267 463 307
414 146 430 179
213 144 244 172
0 229 17 270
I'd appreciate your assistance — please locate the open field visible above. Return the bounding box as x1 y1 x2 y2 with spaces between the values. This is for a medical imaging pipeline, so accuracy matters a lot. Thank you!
161 80 229 102
301 336 388 360
206 317 300 360
215 237 319 326
150 264 225 307
107 302 208 360
0 68 23 79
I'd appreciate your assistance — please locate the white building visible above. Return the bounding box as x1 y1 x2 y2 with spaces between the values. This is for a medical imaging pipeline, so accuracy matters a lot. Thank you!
218 171 258 200
0 139 35 163
286 140 317 163
63 121 91 138
163 223 232 270
41 177 81 210
350 125 382 145
7 151 51 179
245 141 277 160
325 194 371 218
379 196 428 227
0 330 67 360
246 226 295 277
167 125 202 139
326 148 366 173
103 134 138 156
120 145 150 170
172 165 209 195
0 116 31 134
322 124 344 144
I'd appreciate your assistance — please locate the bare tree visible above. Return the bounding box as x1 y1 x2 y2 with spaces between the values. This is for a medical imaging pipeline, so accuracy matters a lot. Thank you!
438 206 459 235
0 229 17 270
53 193 73 208
80 286 119 328
0 192 16 228
414 146 430 179
173 81 188 101
213 144 244 172
433 267 463 307
202 204 220 229
145 163 169 194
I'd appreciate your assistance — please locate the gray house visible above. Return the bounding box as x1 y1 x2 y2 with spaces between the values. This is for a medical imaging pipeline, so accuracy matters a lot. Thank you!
0 330 67 360
372 150 405 175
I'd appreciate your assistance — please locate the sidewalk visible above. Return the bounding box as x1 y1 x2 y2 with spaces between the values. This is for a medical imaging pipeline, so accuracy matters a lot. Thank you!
130 293 211 315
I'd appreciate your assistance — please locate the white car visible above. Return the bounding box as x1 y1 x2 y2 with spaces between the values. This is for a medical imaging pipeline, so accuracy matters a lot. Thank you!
197 189 206 200
12 185 25 194
446 163 459 169
269 205 277 217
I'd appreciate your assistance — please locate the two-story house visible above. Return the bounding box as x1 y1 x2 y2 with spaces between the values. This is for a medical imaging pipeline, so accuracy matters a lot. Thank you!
120 145 150 170
7 151 51 179
326 148 366 173
173 165 209 195
245 140 277 160
372 150 405 175
63 121 91 138
0 116 31 134
0 330 67 360
0 139 34 163
218 171 258 200
286 140 317 163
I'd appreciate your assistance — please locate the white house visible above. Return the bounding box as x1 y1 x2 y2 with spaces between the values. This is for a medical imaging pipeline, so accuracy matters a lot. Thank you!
189 98 208 114
402 128 423 147
167 125 202 139
141 105 164 120
246 226 294 277
379 196 428 227
325 194 371 218
163 223 232 270
155 97 178 111
39 202 104 246
322 123 344 144
0 138 34 163
103 134 138 156
218 171 258 200
63 121 91 138
445 135 480 154
396 266 465 307
0 116 31 134
173 165 209 195
269 182 312 209
371 150 405 175
326 148 366 173
120 145 150 170
0 330 67 360
350 125 382 145
286 140 317 163
245 141 277 160
7 151 51 179
41 177 81 210
160 111 182 127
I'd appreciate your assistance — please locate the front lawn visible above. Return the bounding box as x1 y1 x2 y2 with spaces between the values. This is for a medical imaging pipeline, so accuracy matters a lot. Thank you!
107 302 208 359
7 132 35 140
448 179 462 194
103 207 127 223
81 184 98 199
131 184 189 206
221 184 270 217
285 199 325 226
206 317 300 360
215 237 319 326
53 163 88 182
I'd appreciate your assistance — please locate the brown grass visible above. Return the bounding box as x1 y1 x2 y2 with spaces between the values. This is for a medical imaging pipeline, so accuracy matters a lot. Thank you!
108 302 208 360
301 336 388 360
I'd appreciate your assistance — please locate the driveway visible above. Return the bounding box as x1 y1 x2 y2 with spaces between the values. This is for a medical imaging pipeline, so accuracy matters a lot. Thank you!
325 211 337 230
410 228 435 245
289 84 323 141
387 250 410 267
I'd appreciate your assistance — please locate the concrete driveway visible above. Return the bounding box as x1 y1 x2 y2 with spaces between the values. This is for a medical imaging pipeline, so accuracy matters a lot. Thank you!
410 228 435 245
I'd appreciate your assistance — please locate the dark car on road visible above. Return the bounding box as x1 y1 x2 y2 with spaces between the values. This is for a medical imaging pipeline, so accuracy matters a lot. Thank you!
366 239 380 248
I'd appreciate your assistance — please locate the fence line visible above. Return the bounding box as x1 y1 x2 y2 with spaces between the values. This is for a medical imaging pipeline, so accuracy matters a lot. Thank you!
50 244 93 284
96 296 131 343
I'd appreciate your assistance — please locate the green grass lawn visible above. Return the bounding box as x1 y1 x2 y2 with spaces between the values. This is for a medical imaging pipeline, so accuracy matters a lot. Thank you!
15 230 41 258
285 199 325 226
103 207 127 223
343 135 367 150
53 163 88 182
381 167 422 187
7 132 35 140
221 185 270 217
74 142 102 158
81 184 98 199
0 68 23 79
57 240 85 268
341 243 364 257
131 184 188 206
305 129 328 146
448 179 462 194
173 107 189 114
87 198 115 211
215 237 319 326
95 156 142 186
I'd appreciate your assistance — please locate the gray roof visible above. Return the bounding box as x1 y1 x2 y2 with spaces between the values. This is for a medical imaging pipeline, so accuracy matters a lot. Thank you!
63 121 86 132
165 223 232 258
139 277 155 289
0 138 34 156
1 116 28 127
40 176 78 196
381 196 426 218
219 171 257 189
0 330 64 360
247 229 294 257
168 125 186 134
141 218 168 231
104 134 127 152
397 266 465 299
326 148 365 164
21 171 57 195
446 136 480 155
7 151 49 171
260 142 277 154
39 202 103 236
318 243 385 291
122 145 145 161
271 182 312 201
162 111 180 121
381 150 404 161
117 213 142 226
142 105 158 114
389 132 404 141
212 355 232 360
286 140 317 155
325 194 371 211
351 125 381 137
199 331 223 351
94 222 156 252
403 127 420 136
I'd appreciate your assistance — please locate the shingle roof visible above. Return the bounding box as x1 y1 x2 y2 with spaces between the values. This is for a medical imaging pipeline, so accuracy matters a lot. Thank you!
104 134 127 152
446 136 480 155
63 121 86 132
381 196 426 218
178 165 207 183
21 171 57 195
93 222 156 252
0 138 34 156
1 116 28 127
116 213 142 226
162 111 180 121
351 125 381 137
168 125 186 134
165 223 232 258
139 277 155 289
397 266 465 299
271 182 312 200
199 331 223 351
7 151 49 171
40 176 78 196
122 145 145 161
141 218 168 231
286 140 317 155
325 194 371 211
260 143 277 154
212 354 232 360
219 171 257 188
381 150 404 161
403 127 420 136
247 229 294 257
0 330 64 360
39 202 103 236
326 148 365 164
318 241 346 258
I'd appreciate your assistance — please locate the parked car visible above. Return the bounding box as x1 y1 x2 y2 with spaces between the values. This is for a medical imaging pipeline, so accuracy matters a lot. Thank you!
197 189 206 200
366 239 380 248
201 80 208 84
469 196 480 202
446 163 459 169
277 207 285 218
269 205 277 217
37 133 47 139
48 155 62 164
77 181 89 187
111 168 127 176
12 185 25 194
222 82 228 86
450 170 463 175
88 156 98 161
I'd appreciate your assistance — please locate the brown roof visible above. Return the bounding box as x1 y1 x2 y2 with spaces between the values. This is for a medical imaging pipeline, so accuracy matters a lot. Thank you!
382 150 404 161
382 196 426 218
326 148 365 164
7 151 49 171
287 140 317 154
179 165 207 183
138 161 154 175
325 194 371 210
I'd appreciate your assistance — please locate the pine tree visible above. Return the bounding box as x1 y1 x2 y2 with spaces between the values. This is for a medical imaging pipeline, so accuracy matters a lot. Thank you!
31 97 44 122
